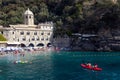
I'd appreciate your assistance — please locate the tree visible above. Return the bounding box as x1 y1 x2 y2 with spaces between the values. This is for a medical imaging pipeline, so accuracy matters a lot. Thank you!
37 2 49 22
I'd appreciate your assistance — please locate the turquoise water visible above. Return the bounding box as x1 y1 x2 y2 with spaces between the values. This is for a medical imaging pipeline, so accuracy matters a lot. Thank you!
0 51 120 80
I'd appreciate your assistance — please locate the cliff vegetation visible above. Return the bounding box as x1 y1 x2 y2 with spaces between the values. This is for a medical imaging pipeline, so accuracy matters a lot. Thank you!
0 0 120 35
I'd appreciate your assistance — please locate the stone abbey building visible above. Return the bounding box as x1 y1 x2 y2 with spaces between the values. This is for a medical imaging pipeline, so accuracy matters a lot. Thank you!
2 8 54 47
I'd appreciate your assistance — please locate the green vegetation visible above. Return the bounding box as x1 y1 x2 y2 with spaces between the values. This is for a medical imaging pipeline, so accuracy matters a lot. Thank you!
0 34 7 41
0 0 120 35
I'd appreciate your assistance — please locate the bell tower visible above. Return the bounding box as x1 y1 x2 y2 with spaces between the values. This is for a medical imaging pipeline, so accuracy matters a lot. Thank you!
24 8 34 25
112 0 117 4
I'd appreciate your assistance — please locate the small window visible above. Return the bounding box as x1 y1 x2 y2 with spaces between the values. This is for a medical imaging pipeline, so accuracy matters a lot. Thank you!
20 32 24 35
32 38 35 41
41 33 44 35
22 38 26 41
38 26 41 29
41 38 44 41
27 32 30 35
1 31 3 34
37 38 39 41
29 16 31 18
46 38 48 41
34 32 37 35
48 33 50 35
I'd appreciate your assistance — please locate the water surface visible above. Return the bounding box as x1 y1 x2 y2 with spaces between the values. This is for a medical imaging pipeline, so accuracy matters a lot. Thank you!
0 51 120 80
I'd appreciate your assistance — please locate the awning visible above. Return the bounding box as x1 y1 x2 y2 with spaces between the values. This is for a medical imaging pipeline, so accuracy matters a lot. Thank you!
7 42 21 44
0 41 7 43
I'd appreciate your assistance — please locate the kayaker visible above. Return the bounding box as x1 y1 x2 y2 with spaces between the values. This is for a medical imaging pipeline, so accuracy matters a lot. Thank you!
86 63 91 67
94 64 98 68
93 64 98 68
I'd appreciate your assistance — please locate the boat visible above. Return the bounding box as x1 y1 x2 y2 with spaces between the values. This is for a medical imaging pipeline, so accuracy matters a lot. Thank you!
14 60 28 64
81 64 102 71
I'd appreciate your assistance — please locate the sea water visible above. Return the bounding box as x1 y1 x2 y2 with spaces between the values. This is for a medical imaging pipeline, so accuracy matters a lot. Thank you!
0 51 119 80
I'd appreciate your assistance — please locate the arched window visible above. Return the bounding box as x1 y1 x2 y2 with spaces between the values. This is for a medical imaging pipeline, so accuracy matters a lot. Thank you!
29 16 31 18
26 16 27 18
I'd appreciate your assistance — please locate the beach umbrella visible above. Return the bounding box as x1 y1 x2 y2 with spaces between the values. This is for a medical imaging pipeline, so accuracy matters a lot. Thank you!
6 47 11 50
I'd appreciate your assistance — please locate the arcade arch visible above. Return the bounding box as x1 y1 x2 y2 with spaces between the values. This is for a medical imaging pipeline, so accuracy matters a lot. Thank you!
28 43 34 47
21 43 26 47
47 43 52 47
37 43 44 47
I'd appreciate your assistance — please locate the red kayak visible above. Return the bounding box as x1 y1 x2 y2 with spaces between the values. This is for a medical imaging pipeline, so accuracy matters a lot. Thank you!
81 64 102 71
